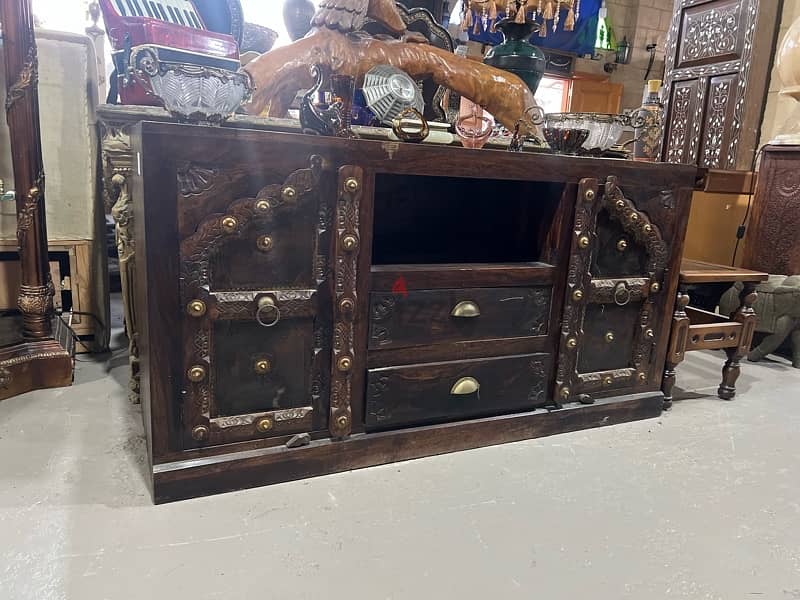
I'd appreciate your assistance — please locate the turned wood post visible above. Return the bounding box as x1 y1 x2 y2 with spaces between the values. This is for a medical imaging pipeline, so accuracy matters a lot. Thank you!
718 283 758 400
662 289 690 410
2 0 54 339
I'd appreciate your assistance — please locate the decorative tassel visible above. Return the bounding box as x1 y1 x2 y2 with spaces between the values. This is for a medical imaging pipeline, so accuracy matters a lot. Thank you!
462 1 473 31
515 0 527 22
564 6 575 30
539 19 547 36
473 10 481 34
489 1 497 31
543 0 553 20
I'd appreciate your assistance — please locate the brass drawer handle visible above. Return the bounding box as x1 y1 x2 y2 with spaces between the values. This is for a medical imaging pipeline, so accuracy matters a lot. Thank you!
256 296 281 327
451 301 481 318
451 377 480 395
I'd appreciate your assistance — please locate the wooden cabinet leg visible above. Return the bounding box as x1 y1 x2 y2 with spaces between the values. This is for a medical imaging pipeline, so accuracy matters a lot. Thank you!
663 290 690 410
718 283 758 400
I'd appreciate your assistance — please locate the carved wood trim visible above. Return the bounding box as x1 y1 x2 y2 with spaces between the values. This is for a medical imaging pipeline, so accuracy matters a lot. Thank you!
556 177 667 405
180 156 331 447
329 166 362 439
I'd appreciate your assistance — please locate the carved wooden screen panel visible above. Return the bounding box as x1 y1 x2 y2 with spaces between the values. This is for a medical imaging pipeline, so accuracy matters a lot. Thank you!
661 0 780 170
556 177 669 405
178 156 336 448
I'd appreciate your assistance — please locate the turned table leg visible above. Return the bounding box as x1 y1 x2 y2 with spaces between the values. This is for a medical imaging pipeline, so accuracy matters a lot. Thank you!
718 283 758 400
662 290 690 410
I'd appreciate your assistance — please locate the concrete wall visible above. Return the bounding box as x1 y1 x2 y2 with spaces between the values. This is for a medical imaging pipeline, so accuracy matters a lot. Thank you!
759 0 800 147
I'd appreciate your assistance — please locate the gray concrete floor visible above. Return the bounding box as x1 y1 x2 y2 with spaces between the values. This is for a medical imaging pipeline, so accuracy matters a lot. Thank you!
2 341 800 599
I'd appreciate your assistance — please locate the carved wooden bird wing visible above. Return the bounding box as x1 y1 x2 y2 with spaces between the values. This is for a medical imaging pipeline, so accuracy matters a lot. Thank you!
312 0 407 35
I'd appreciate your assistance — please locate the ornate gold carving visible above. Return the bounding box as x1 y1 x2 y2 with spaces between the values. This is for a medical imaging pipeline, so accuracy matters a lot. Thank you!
17 284 53 317
5 45 38 113
16 171 45 247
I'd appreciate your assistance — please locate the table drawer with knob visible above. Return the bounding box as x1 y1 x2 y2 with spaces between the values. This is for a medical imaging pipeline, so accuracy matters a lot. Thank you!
368 286 552 350
365 353 551 431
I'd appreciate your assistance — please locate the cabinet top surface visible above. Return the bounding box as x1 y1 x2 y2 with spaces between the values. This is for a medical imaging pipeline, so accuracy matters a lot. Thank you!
132 120 699 188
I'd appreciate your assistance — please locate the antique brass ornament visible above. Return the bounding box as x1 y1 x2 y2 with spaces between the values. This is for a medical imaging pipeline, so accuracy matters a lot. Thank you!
336 414 350 429
643 223 653 233
282 186 297 201
256 296 281 327
578 235 590 249
344 177 359 193
341 234 359 252
187 365 207 382
256 417 274 433
572 289 584 301
451 301 481 318
339 297 355 313
638 372 647 382
645 328 655 339
255 359 272 375
584 189 595 202
616 239 628 252
450 377 480 395
257 235 274 252
187 299 207 317
191 425 209 441
560 386 571 399
337 355 353 372
221 216 238 233
615 199 625 209
391 107 430 143
567 337 578 348
255 199 270 213
604 331 615 343
603 376 613 386
651 282 661 293
630 212 640 222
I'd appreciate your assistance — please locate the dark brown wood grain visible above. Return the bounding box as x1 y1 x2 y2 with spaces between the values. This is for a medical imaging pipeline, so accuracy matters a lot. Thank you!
368 286 551 350
130 121 698 501
366 353 551 430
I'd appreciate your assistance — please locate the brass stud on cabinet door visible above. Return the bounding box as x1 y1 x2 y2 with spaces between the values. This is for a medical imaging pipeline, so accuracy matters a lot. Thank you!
603 376 613 386
336 414 350 429
191 425 209 441
339 297 355 314
643 223 653 233
254 359 272 375
638 372 647 382
187 365 207 382
337 356 353 372
282 186 297 201
578 236 590 249
186 299 206 318
615 199 625 210
645 329 655 339
341 234 358 252
344 177 359 193
255 199 270 213
567 337 578 348
604 331 615 343
616 239 628 252
572 289 584 302
560 386 570 399
221 216 238 233
256 235 274 252
651 282 661 293
630 212 640 222
584 189 595 202
256 417 274 433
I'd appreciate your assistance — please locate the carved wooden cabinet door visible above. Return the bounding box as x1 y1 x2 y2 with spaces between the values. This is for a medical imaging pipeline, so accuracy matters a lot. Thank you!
178 155 340 448
555 177 671 405
661 0 780 169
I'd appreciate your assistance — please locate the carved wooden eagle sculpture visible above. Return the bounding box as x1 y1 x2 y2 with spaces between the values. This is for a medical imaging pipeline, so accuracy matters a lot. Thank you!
312 0 424 41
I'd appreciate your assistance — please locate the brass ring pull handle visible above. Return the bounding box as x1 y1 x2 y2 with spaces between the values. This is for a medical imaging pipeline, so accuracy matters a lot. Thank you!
256 296 281 327
613 282 631 307
392 107 430 143
451 301 481 318
451 377 480 395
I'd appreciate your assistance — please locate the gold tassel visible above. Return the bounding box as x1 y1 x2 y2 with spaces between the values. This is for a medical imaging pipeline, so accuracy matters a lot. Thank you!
539 20 547 36
462 2 473 31
543 0 553 20
473 11 481 33
515 0 527 22
489 1 497 31
564 6 575 30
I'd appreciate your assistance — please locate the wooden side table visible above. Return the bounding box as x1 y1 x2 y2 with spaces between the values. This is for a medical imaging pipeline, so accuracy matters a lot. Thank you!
662 259 769 408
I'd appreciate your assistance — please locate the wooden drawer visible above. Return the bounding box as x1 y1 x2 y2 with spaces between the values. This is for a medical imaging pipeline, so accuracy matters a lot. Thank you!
368 286 551 350
366 353 551 431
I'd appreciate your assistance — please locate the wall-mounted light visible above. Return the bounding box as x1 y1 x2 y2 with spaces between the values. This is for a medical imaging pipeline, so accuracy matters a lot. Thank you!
604 36 631 72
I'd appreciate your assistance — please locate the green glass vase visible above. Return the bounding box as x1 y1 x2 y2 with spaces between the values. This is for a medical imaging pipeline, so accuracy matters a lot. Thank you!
483 18 546 96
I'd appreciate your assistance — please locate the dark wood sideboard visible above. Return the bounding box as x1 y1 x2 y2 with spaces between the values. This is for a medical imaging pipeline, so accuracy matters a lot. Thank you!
131 122 697 502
